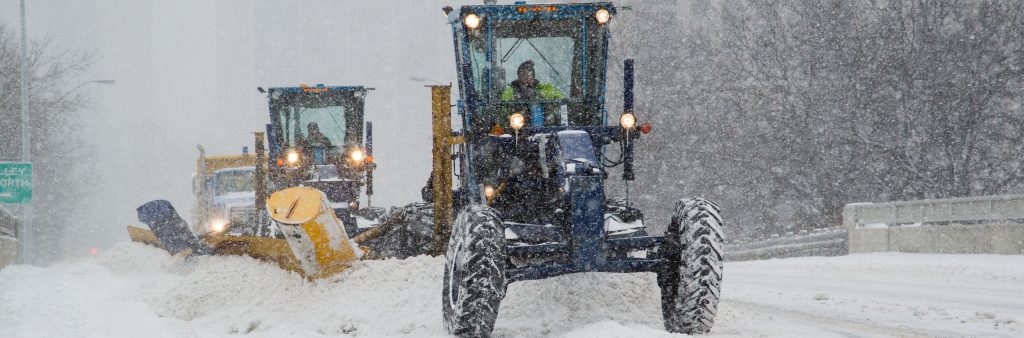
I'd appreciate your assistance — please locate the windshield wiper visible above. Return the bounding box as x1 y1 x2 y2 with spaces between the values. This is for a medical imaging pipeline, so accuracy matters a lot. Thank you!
501 37 525 63
500 16 542 63
525 38 563 81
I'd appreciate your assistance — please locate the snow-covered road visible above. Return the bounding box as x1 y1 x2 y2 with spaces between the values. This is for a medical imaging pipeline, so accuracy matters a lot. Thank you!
1 243 1021 337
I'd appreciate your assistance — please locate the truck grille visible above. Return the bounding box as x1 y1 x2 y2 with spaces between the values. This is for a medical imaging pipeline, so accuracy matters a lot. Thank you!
229 206 256 223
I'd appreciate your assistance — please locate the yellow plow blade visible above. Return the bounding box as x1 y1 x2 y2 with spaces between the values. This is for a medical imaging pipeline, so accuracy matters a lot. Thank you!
126 225 162 248
203 235 304 274
267 186 361 279
126 186 370 279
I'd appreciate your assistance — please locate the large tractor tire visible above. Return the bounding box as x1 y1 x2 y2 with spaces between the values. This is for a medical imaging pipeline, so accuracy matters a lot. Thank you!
658 198 724 334
443 205 507 337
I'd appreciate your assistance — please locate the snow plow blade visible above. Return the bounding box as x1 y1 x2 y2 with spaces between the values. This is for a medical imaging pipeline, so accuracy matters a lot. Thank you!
129 201 304 275
135 200 211 256
126 225 162 248
267 186 361 279
202 235 304 274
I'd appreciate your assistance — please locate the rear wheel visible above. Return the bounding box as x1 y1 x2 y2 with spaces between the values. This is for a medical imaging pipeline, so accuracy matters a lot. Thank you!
443 205 507 337
658 198 724 334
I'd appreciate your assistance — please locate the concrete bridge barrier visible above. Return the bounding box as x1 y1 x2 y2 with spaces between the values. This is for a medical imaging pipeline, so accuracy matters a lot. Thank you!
844 195 1024 254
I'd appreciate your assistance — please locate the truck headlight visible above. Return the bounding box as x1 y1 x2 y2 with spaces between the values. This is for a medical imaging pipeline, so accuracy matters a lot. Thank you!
286 150 300 164
620 112 637 130
509 112 525 130
209 218 228 233
350 149 365 162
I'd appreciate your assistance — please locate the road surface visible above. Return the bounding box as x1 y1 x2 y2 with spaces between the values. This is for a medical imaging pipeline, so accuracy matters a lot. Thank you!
1 244 1021 337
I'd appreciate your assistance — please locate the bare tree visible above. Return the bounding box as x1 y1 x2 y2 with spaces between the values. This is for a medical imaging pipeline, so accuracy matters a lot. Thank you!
1 23 94 263
621 0 1024 239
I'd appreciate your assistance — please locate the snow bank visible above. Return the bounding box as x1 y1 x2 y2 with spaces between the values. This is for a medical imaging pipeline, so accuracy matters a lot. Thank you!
1 242 673 337
5 244 1021 337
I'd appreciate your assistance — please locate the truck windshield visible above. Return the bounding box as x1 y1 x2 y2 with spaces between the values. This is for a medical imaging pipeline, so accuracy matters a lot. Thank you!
464 17 608 130
270 90 364 150
215 170 254 195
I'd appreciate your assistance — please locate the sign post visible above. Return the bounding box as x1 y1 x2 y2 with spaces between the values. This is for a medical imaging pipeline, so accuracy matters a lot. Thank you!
0 162 32 204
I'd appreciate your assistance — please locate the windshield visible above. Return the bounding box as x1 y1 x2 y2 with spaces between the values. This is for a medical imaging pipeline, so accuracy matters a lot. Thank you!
215 170 254 195
270 90 364 151
464 18 608 130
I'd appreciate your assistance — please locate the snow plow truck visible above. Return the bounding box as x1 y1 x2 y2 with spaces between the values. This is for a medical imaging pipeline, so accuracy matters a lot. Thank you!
426 3 725 336
128 84 422 277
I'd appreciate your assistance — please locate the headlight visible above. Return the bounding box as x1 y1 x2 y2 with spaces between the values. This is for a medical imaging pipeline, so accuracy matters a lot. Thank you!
509 112 525 130
484 185 495 199
209 218 228 233
464 13 481 29
350 149 365 162
595 8 611 24
620 112 637 129
286 150 300 164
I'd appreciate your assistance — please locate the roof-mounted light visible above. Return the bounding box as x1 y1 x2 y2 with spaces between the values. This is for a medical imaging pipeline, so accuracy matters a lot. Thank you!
595 8 611 25
464 13 481 30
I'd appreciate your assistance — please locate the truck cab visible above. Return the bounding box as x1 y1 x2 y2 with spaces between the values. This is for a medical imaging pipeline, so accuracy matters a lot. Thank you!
263 84 376 234
193 148 264 236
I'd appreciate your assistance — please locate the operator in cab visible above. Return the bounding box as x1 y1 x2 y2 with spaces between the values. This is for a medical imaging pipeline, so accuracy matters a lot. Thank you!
302 122 334 164
500 60 564 127
304 122 334 148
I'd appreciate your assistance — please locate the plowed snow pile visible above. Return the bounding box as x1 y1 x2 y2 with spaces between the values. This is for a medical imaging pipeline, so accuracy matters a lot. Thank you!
2 243 1023 337
0 243 671 337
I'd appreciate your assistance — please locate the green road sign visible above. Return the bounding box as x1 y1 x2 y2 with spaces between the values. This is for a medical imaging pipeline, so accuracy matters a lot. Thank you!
0 162 32 204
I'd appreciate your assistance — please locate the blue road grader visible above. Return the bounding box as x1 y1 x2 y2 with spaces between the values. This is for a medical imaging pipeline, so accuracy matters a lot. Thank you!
426 2 725 336
257 85 381 236
131 84 404 276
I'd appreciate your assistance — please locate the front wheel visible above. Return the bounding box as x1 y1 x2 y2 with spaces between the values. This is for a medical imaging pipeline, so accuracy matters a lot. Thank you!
443 205 507 337
658 198 724 334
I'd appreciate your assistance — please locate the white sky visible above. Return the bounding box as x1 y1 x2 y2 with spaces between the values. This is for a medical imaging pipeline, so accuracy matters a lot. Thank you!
0 0 472 254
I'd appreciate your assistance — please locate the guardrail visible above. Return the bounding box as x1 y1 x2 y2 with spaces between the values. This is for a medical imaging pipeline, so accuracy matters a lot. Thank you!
1 205 18 267
842 194 1024 229
0 205 16 239
725 228 847 261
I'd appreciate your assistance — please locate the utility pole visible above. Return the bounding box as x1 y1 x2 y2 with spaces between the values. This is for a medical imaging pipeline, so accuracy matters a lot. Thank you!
18 0 32 264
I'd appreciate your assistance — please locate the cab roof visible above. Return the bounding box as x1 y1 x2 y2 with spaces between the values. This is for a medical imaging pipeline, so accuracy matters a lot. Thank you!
457 2 616 21
267 85 369 94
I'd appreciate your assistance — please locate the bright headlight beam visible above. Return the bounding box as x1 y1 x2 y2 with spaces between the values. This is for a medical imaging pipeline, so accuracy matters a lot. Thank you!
620 112 637 130
351 149 365 162
210 219 228 233
286 150 300 164
595 8 611 24
464 13 481 29
509 112 525 130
